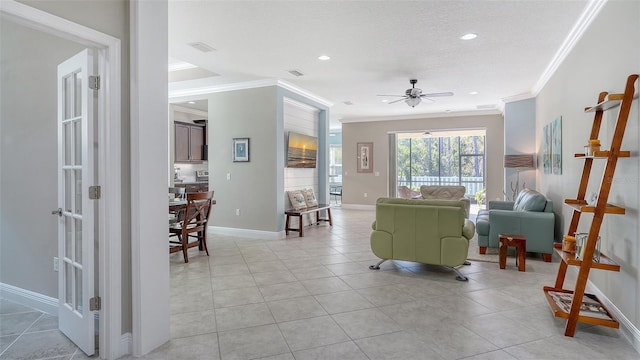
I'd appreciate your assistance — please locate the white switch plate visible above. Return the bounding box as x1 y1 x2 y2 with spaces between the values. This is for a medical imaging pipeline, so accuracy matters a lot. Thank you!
235 208 240 216
364 193 368 198
374 171 380 176
227 173 231 180
53 257 59 272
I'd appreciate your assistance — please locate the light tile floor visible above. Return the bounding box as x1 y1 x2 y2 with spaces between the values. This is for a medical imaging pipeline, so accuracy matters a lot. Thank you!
2 207 639 359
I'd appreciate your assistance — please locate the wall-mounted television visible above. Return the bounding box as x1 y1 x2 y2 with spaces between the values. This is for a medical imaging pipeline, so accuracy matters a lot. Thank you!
287 132 318 168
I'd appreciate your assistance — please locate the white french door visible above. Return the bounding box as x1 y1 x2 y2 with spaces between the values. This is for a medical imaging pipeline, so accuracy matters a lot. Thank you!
56 49 97 356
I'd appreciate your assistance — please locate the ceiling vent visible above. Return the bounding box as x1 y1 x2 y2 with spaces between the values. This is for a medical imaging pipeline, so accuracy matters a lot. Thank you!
188 42 216 53
476 104 496 109
287 69 304 77
343 101 354 106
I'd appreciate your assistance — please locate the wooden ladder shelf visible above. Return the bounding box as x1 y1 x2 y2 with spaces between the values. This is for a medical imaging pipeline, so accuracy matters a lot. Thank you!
543 73 638 337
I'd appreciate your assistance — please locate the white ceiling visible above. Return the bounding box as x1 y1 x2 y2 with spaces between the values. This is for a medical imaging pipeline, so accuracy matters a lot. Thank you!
168 0 589 126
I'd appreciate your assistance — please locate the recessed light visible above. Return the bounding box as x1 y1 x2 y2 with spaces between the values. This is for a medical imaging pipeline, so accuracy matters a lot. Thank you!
187 101 196 104
460 33 477 40
343 101 354 106
318 55 331 61
382 99 389 103
469 91 479 95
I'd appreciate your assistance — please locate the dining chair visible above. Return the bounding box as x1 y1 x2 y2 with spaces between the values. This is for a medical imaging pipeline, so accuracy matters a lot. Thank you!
169 191 214 263
168 187 187 224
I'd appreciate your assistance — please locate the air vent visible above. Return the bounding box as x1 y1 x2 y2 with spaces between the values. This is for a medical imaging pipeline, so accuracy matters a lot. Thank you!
288 70 304 77
188 42 216 53
343 101 354 106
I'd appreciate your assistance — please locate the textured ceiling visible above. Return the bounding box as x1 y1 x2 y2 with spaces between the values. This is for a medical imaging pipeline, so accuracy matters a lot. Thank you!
168 0 589 125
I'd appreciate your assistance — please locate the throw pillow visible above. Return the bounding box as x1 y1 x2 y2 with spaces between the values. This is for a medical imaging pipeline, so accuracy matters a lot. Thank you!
288 190 307 210
303 188 318 207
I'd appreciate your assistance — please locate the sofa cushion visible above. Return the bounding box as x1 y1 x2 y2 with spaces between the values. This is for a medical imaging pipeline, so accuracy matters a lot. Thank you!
513 188 547 212
287 190 307 210
420 185 466 200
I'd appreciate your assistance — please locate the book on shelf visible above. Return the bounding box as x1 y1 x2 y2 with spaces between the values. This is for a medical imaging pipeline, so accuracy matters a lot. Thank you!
548 291 612 320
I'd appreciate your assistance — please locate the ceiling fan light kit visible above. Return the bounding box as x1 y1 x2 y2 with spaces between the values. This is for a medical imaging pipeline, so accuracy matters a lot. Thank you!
378 79 453 108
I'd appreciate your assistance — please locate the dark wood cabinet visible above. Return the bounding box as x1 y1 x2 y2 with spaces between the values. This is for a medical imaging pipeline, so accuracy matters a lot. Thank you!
175 121 206 163
175 183 208 193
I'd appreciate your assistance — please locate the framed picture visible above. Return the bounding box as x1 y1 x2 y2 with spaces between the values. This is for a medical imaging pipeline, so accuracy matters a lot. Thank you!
542 123 551 174
232 138 250 162
357 142 373 173
551 117 562 174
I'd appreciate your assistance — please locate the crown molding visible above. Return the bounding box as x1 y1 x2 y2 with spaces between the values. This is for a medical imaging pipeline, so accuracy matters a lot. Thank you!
169 78 333 108
501 92 535 104
340 108 502 124
531 0 607 95
283 97 321 113
170 104 208 117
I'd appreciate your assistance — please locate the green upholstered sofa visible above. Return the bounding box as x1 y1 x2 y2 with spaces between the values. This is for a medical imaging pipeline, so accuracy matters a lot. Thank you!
369 198 475 281
475 188 555 261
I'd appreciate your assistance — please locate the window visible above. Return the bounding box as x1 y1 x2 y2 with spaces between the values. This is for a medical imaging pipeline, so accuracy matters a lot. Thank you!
395 130 485 199
329 131 342 183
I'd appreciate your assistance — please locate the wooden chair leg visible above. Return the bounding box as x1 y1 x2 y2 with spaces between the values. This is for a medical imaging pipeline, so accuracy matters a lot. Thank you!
179 234 189 263
327 208 333 226
202 230 209 256
479 246 487 254
542 253 552 262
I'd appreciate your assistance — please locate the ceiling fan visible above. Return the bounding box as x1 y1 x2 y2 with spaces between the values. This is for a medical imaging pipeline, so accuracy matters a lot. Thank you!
378 79 453 108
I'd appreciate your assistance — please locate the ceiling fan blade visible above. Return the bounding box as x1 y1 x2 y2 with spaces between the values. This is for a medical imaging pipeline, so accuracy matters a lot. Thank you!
421 92 453 97
376 94 406 97
387 97 408 104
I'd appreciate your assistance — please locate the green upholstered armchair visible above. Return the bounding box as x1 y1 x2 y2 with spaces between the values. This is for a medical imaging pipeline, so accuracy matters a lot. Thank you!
475 188 555 261
369 198 475 281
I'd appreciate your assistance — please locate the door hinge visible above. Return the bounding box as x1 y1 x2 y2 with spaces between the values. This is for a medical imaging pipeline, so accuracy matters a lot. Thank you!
89 296 101 311
89 75 100 90
89 185 101 199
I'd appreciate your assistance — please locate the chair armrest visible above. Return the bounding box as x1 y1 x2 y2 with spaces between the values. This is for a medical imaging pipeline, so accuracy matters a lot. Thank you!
371 220 377 230
488 200 514 210
370 230 393 259
459 198 471 218
462 219 475 240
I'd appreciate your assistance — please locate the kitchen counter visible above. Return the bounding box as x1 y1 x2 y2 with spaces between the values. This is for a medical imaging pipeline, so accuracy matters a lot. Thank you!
174 182 209 193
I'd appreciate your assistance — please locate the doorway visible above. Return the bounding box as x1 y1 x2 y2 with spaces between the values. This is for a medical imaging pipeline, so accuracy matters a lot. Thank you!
0 2 122 358
390 129 486 208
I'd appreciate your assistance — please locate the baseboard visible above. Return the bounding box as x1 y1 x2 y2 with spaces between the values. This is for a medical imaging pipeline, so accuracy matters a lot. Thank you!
586 277 640 354
564 268 640 354
208 226 285 240
339 204 375 211
0 282 57 315
119 332 132 358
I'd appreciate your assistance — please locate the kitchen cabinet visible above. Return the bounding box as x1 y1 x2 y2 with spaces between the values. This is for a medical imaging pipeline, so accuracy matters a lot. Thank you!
175 121 206 163
175 182 208 193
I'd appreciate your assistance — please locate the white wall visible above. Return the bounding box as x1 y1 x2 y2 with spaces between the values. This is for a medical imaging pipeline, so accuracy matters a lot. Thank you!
342 113 504 206
284 98 320 227
0 18 84 298
208 87 280 233
536 0 639 336
504 98 537 200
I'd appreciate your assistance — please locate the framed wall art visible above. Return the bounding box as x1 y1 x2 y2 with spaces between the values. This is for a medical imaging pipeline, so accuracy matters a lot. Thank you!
357 142 373 173
233 138 250 162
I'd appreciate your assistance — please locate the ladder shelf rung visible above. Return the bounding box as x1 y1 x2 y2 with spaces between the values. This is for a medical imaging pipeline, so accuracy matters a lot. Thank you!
574 150 630 158
552 243 620 271
563 200 625 214
584 94 624 112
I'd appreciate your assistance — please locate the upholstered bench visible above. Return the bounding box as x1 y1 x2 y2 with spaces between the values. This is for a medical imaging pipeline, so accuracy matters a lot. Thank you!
285 204 332 237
